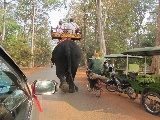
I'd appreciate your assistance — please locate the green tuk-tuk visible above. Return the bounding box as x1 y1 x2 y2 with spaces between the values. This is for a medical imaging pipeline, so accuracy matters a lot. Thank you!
122 46 160 115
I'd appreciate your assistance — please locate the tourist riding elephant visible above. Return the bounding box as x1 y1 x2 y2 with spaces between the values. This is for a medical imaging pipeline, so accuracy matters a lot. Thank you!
51 40 82 93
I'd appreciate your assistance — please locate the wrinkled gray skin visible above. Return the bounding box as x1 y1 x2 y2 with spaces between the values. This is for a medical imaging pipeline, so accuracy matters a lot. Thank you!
51 40 81 93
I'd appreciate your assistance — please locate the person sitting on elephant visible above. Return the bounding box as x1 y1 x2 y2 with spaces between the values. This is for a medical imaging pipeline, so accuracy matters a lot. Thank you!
88 53 105 90
66 18 79 34
56 20 65 33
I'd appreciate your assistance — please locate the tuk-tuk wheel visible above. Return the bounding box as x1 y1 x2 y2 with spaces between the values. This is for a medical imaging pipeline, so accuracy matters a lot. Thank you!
143 92 160 115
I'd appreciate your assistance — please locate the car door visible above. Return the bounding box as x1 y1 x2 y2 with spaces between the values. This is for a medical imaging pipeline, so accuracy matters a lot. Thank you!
0 46 58 120
0 55 40 120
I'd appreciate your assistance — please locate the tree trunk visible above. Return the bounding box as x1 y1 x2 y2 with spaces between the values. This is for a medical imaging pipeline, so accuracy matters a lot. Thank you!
83 4 87 67
1 0 6 44
96 0 106 56
150 0 160 74
30 2 35 68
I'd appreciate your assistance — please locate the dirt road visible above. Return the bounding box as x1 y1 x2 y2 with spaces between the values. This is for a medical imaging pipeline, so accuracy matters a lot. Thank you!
24 67 160 120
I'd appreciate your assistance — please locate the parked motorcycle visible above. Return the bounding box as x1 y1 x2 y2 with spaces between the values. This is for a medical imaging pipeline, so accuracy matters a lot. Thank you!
105 71 137 99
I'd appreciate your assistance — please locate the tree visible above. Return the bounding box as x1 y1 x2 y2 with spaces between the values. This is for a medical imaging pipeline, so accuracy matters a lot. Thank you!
0 0 64 67
150 0 160 74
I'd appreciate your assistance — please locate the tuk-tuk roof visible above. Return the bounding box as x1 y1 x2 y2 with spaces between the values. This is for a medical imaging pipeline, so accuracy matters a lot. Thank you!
104 54 143 58
122 46 160 56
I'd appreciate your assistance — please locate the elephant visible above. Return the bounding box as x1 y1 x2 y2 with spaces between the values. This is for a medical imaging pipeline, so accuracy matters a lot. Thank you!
51 40 82 93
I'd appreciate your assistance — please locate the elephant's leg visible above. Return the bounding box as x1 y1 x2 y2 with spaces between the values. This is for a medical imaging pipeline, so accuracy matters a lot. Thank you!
65 72 74 93
58 76 66 88
68 79 78 93
57 74 69 93
68 80 75 93
72 68 79 92
56 68 66 85
66 72 70 84
68 70 79 93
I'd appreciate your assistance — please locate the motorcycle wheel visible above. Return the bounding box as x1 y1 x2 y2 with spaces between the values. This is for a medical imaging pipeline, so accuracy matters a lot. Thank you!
127 87 137 100
143 92 160 115
106 81 117 92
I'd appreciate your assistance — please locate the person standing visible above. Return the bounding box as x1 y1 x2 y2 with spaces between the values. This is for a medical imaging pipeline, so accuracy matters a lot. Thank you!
66 18 79 34
108 60 113 72
103 60 109 76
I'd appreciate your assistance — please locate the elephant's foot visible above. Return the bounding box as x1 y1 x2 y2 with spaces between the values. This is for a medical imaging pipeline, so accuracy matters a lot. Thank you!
68 89 75 93
59 83 63 88
68 85 78 93
75 86 78 92
61 83 69 93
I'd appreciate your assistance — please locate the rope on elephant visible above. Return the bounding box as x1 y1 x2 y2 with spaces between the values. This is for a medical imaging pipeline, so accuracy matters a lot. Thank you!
57 38 72 45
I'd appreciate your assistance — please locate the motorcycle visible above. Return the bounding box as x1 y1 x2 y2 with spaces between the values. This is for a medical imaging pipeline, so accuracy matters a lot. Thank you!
105 71 137 99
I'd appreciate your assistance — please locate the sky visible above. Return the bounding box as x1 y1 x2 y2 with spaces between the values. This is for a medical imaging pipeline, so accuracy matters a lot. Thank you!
5 0 69 28
49 8 69 47
49 0 71 28
49 9 68 28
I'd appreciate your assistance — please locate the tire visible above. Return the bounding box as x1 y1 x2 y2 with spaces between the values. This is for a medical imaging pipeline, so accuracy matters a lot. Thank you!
106 80 117 92
143 92 160 115
94 86 102 98
126 87 137 100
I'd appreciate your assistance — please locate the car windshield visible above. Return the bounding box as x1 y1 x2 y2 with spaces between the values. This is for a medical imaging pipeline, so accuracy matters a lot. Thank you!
0 56 21 100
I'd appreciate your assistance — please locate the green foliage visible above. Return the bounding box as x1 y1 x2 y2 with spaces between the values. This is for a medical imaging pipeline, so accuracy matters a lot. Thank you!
63 0 159 66
0 0 159 68
34 39 52 66
3 39 31 67
0 0 63 67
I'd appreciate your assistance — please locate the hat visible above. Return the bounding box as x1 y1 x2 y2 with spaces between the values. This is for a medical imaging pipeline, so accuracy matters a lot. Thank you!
94 53 100 59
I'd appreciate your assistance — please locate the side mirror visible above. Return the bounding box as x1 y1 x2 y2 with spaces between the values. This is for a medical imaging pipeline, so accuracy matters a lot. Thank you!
32 80 58 95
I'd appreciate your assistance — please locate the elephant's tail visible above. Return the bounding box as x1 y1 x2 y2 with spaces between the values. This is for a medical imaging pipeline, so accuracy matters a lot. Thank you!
65 45 71 73
65 45 78 92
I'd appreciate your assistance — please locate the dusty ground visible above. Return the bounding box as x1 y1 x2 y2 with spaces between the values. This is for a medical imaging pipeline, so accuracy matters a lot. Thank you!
22 66 47 74
23 66 160 120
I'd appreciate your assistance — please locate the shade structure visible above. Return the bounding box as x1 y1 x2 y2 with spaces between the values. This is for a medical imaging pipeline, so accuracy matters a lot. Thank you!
104 54 143 74
122 46 160 56
122 46 160 74
104 54 143 58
